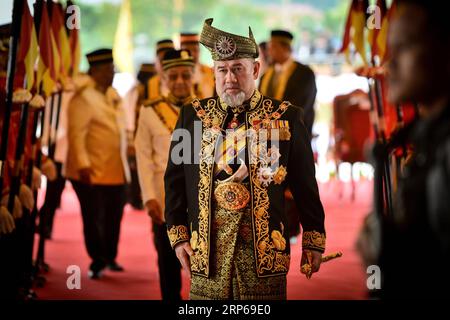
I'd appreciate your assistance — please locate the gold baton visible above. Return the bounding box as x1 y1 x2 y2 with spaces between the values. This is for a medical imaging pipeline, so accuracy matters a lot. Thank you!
301 251 343 279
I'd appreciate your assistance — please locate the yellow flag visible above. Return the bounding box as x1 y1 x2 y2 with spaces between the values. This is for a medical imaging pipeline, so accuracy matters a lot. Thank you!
37 58 55 97
18 1 39 91
113 0 134 74
50 30 61 83
24 27 38 91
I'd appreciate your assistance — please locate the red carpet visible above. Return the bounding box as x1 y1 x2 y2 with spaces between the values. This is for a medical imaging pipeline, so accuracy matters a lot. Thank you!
34 179 371 300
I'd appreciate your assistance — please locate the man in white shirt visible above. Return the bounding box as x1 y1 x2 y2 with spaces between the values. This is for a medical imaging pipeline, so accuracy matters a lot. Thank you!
135 49 195 300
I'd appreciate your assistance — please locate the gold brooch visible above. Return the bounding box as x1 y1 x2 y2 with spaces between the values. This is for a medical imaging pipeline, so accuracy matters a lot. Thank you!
214 182 250 211
273 166 287 185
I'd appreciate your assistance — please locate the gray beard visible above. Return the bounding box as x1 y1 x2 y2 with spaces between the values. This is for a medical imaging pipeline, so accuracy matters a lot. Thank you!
221 91 246 108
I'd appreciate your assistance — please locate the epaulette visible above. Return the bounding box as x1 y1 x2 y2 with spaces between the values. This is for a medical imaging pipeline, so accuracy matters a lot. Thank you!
142 97 164 108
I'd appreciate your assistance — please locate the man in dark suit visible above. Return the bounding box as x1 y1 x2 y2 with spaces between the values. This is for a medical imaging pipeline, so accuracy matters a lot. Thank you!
259 30 317 137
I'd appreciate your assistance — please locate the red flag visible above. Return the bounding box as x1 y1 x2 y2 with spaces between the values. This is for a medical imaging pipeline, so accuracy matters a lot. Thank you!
66 1 80 76
49 1 65 79
54 3 72 78
368 0 388 60
339 0 369 65
377 0 398 64
36 1 56 96
39 3 55 80
17 0 38 91
339 0 356 55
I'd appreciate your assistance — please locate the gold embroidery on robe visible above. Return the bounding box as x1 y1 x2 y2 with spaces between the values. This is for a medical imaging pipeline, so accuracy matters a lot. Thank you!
168 225 189 248
191 92 296 278
302 231 326 252
191 97 227 277
247 98 291 277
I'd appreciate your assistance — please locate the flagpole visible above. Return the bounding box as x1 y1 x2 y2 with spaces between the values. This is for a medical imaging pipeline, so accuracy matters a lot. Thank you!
0 0 25 198
49 90 62 159
32 0 52 277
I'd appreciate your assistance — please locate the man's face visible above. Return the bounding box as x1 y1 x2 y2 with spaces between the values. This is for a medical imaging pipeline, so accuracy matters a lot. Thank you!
90 62 115 88
387 4 448 105
268 40 289 64
163 65 193 99
180 42 200 64
214 58 259 107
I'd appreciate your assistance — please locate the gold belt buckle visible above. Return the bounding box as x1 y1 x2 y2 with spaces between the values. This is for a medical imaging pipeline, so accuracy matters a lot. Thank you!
214 182 250 211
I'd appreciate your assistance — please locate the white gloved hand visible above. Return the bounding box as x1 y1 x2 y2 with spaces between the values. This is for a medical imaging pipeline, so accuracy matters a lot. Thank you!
32 167 42 190
19 184 35 211
1 194 24 219
41 159 57 181
0 205 15 235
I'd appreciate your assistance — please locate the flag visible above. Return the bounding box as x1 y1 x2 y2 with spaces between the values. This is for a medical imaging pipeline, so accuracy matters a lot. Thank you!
66 1 81 76
367 0 387 61
51 2 71 80
36 1 56 96
113 0 134 74
377 0 398 64
17 0 38 91
47 1 61 82
339 0 369 66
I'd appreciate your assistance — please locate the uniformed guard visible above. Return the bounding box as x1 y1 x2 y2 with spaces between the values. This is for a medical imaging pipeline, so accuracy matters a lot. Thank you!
146 39 175 100
179 33 215 99
65 48 130 279
122 63 157 210
164 18 326 300
135 49 195 300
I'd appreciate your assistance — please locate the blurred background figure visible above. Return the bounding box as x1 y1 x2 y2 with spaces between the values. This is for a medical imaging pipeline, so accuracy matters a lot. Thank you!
122 63 157 210
380 0 450 299
65 48 130 279
257 41 270 84
135 49 196 300
146 40 174 100
260 29 317 137
179 32 214 98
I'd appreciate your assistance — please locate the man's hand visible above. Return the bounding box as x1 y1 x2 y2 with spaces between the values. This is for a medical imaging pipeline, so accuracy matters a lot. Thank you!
174 242 194 279
1 195 23 219
301 249 322 279
19 184 35 211
145 199 164 225
41 159 58 181
32 167 42 190
78 167 93 185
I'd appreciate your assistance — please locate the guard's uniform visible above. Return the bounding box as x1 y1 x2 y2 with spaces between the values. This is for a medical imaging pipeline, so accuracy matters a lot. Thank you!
135 49 196 300
65 51 130 273
135 94 193 300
